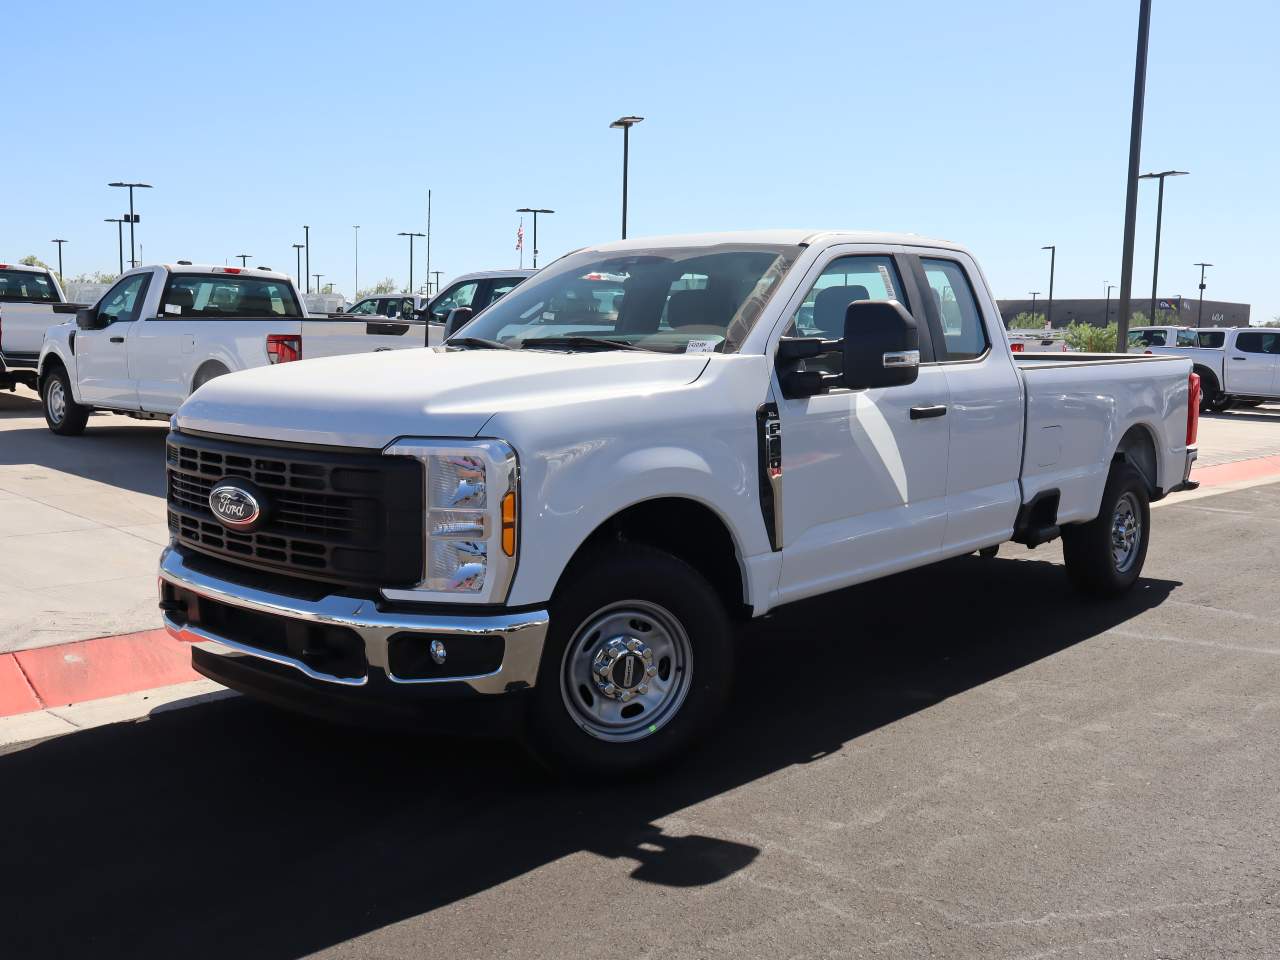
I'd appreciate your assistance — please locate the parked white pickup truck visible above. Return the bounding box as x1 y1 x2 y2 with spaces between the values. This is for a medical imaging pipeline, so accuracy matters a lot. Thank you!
1140 326 1278 411
158 230 1200 774
38 263 443 435
0 262 81 391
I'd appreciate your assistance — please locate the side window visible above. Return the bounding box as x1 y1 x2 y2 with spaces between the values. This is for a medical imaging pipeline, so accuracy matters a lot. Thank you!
348 298 378 316
98 274 149 325
784 255 904 340
430 282 479 323
1236 332 1268 354
1198 331 1225 348
1176 329 1198 347
920 258 988 361
487 278 524 306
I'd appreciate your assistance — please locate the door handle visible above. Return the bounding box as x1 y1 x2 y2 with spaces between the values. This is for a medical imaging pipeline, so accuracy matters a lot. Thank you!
910 404 948 420
110 336 125 343
1231 356 1246 360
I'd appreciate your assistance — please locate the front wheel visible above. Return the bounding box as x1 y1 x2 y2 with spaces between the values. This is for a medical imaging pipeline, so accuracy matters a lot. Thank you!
42 366 89 436
524 544 733 776
1061 463 1151 597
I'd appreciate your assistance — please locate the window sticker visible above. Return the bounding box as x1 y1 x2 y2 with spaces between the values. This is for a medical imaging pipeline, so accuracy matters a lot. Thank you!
877 264 895 296
166 304 182 315
685 339 718 354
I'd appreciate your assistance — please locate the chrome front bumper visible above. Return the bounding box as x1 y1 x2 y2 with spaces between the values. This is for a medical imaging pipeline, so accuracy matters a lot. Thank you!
158 545 549 694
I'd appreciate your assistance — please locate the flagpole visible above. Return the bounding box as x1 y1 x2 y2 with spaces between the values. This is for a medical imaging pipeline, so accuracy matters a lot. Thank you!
518 217 524 269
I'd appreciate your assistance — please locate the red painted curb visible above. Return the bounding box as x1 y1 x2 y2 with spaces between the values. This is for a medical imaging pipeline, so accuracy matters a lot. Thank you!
1190 454 1280 488
0 656 43 718
3 629 198 716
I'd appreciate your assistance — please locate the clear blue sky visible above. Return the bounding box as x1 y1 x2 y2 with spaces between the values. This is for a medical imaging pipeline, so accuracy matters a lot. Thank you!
6 0 1277 321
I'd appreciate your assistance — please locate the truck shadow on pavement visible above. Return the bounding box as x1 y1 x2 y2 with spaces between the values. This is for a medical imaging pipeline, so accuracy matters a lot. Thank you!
0 553 1179 960
0 397 168 498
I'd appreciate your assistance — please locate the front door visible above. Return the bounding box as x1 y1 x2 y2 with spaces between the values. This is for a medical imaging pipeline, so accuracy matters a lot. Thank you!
775 250 950 605
76 272 150 407
1226 331 1280 396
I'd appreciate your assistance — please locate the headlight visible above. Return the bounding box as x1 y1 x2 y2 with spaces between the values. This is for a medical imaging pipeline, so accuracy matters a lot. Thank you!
381 439 519 604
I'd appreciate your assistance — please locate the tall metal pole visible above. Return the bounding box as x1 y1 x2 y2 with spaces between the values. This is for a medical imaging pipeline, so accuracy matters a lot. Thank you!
51 239 66 281
1115 0 1152 353
425 190 432 301
1150 175 1165 323
353 225 360 296
1029 292 1039 321
292 244 304 291
1105 284 1115 327
622 125 630 239
431 271 442 294
314 273 323 294
1042 245 1056 328
1195 262 1212 327
516 208 554 269
398 232 426 296
128 188 136 267
236 254 251 267
303 225 311 294
106 219 124 274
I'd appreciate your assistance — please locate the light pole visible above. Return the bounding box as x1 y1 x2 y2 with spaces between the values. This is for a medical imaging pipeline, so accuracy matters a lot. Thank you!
313 273 323 295
353 225 360 295
397 231 426 295
1139 169 1188 324
105 219 125 274
1194 262 1213 327
292 244 305 291
430 271 442 295
1028 292 1040 324
50 239 67 281
609 116 644 239
515 208 553 268
1115 0 1152 353
107 181 152 268
303 225 311 293
236 254 251 267
1104 284 1116 327
1041 245 1056 328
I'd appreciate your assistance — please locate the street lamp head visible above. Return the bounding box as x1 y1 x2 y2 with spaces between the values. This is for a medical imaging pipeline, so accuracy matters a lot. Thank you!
1195 262 1214 268
610 116 644 129
1041 244 1055 250
515 207 555 214
397 231 426 238
1139 169 1189 180
108 181 153 189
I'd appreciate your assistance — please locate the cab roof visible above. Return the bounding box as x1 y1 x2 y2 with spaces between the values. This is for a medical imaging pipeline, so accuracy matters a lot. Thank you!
584 229 965 254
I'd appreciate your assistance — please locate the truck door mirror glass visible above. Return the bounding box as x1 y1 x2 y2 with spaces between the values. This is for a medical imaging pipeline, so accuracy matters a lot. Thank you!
75 306 105 330
444 307 474 338
842 300 919 390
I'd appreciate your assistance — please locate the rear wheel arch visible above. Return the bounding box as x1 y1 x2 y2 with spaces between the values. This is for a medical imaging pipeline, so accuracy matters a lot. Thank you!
191 360 230 394
1113 423 1160 495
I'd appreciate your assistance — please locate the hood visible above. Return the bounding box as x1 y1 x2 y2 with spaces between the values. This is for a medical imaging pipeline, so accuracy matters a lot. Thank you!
176 347 711 448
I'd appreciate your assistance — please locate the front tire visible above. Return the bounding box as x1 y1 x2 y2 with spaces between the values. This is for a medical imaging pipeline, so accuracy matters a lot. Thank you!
524 543 733 776
42 366 89 436
1061 463 1151 597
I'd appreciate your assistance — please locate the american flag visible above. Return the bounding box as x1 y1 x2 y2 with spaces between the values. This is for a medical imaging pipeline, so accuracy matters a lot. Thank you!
516 220 524 251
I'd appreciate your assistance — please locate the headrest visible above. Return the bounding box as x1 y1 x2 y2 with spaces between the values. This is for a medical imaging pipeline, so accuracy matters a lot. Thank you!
167 286 196 309
812 285 870 337
666 289 727 328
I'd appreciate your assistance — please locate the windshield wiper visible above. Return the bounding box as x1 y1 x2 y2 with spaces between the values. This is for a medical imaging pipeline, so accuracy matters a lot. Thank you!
518 335 652 352
446 336 515 350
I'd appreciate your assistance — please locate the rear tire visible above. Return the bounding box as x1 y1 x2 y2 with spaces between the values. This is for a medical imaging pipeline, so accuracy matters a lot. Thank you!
41 365 89 436
523 543 733 776
1061 463 1150 597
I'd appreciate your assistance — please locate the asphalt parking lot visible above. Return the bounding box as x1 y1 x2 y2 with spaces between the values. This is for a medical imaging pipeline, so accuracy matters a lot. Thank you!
2 387 1279 958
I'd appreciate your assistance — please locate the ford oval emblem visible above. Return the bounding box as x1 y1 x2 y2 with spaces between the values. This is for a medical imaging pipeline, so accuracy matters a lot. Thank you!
209 482 262 531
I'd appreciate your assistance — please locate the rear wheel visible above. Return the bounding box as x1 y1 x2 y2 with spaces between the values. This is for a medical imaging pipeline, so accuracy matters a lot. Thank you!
41 365 89 436
1061 463 1150 597
524 544 733 776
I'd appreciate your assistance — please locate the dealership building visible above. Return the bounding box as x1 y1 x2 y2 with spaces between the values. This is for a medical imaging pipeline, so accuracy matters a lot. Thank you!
998 296 1251 329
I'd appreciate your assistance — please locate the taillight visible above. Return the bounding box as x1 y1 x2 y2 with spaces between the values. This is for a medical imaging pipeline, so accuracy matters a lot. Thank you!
1144 350 1153 355
1187 372 1201 446
266 333 302 364
1010 342 1024 352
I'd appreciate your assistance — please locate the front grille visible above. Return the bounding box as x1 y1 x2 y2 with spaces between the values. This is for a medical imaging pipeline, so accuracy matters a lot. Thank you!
167 431 424 589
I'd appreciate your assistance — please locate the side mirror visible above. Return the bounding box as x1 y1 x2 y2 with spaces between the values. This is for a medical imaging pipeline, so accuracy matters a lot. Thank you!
444 306 474 338
842 300 919 390
75 307 105 330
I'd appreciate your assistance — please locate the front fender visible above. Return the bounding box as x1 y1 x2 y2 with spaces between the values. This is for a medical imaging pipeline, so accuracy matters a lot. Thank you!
37 333 79 401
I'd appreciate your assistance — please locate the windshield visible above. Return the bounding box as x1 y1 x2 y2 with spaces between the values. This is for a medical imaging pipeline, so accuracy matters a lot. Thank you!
455 244 800 353
0 269 58 303
159 274 301 318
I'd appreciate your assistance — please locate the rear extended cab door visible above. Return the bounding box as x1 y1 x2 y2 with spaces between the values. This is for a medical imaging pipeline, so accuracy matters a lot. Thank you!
1221 329 1280 397
903 247 1024 551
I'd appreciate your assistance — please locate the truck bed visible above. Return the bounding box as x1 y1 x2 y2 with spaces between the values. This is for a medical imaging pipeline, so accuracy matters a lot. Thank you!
1015 352 1193 522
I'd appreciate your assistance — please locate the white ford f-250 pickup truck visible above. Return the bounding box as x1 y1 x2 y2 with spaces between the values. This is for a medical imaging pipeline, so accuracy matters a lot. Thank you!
157 230 1200 774
38 263 444 435
0 262 81 392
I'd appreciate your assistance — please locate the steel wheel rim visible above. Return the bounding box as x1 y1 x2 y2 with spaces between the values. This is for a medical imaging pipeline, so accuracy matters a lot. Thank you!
47 379 66 424
559 599 693 743
1111 491 1142 573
